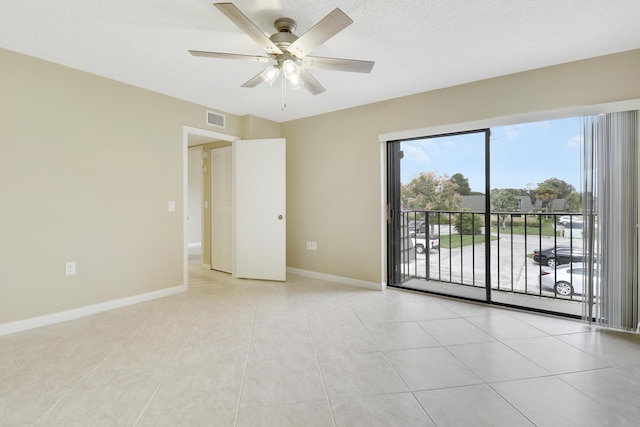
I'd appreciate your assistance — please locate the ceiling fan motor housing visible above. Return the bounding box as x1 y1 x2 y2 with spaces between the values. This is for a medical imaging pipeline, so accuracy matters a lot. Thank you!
274 17 296 33
270 18 299 53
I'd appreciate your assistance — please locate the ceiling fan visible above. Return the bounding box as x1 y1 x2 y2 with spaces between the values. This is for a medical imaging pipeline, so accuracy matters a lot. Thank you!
189 2 375 96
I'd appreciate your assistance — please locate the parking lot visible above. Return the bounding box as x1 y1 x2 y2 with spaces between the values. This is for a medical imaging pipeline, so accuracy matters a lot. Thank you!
403 232 584 296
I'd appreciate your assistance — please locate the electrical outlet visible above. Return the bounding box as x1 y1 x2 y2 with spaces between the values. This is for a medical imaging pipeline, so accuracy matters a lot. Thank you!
306 241 317 251
65 262 76 276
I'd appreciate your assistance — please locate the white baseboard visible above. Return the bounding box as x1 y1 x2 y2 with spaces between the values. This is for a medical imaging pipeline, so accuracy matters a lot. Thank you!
0 285 187 337
287 267 385 291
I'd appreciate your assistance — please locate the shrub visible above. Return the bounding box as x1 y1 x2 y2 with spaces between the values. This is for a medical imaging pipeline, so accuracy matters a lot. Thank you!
453 210 483 235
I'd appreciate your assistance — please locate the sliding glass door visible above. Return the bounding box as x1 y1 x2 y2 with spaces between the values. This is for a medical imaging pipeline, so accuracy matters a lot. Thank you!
388 112 639 328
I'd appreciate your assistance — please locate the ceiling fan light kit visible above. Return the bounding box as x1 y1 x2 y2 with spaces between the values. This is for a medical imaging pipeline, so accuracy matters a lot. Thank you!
261 65 280 86
189 2 374 109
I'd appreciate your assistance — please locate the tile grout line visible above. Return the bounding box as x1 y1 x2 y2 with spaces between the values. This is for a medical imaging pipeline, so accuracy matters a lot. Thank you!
31 325 140 425
350 301 439 426
484 381 539 427
132 308 208 427
300 295 338 427
409 306 538 425
454 323 583 427
232 295 259 427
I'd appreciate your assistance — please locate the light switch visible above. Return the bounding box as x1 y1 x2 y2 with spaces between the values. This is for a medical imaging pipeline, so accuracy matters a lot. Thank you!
65 262 76 276
168 201 176 212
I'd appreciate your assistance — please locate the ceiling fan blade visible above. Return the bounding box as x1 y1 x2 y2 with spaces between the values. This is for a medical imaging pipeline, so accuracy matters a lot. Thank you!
302 56 374 73
287 8 352 59
214 2 282 55
189 50 271 63
299 69 326 95
241 68 269 88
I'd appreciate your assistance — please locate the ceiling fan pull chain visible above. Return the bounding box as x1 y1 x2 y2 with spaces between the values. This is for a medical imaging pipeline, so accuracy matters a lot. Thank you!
281 72 287 110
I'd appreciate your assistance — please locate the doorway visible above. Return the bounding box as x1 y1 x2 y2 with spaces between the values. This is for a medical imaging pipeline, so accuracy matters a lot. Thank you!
183 127 287 283
183 126 237 285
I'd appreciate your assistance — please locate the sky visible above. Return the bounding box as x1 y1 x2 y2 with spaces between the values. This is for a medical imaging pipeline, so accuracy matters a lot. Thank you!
400 117 582 193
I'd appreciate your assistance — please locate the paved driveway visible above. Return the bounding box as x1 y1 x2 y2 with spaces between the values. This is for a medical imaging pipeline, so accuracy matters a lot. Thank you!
404 232 584 293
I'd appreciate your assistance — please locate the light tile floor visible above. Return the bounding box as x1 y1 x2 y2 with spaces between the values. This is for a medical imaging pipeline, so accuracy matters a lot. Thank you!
2 261 640 426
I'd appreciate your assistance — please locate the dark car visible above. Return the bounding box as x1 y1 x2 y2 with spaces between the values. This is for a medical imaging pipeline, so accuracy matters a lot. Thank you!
408 221 426 233
533 246 585 267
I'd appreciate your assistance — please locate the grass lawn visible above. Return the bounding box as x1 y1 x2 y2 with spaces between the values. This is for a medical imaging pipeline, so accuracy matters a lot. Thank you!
492 218 562 237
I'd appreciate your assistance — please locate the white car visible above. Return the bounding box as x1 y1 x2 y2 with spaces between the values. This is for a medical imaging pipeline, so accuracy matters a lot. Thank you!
558 215 583 225
539 262 598 296
410 235 440 254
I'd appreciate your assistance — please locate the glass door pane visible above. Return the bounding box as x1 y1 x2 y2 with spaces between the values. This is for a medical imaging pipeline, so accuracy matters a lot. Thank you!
394 130 489 301
489 117 583 316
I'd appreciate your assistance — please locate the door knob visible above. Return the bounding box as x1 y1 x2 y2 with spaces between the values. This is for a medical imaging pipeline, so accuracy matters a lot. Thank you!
278 215 284 220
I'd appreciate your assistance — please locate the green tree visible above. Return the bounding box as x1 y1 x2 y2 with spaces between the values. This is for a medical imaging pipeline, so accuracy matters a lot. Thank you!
500 188 530 197
566 191 582 212
402 172 463 211
402 172 462 235
534 178 575 212
491 189 520 230
450 173 471 196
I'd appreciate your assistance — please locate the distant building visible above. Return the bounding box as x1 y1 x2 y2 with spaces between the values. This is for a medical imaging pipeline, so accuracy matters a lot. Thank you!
515 196 533 213
460 195 554 213
534 198 567 212
456 197 570 213
460 195 486 212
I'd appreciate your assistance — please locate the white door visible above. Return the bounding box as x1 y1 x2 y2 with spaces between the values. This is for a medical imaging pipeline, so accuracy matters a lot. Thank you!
211 147 233 273
234 138 286 281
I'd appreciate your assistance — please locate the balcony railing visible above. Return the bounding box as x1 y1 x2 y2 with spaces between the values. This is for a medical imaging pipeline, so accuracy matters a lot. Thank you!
400 210 587 302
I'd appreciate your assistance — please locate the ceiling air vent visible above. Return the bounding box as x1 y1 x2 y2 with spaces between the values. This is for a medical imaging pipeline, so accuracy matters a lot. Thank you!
206 111 225 128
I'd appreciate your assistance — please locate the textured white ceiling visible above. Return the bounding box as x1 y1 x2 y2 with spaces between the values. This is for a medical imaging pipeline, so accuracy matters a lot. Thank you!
2 0 640 123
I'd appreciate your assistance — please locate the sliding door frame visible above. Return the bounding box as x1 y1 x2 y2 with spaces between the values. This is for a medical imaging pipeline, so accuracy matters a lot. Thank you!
385 128 491 299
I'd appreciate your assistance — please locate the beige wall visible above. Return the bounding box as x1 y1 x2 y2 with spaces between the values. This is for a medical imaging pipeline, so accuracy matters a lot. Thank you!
241 114 282 140
0 48 241 324
282 49 640 285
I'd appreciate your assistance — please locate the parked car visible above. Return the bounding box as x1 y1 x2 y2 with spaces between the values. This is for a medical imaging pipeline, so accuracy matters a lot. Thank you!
408 220 426 233
410 234 440 254
539 262 598 296
562 221 584 238
557 215 583 225
533 246 585 267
